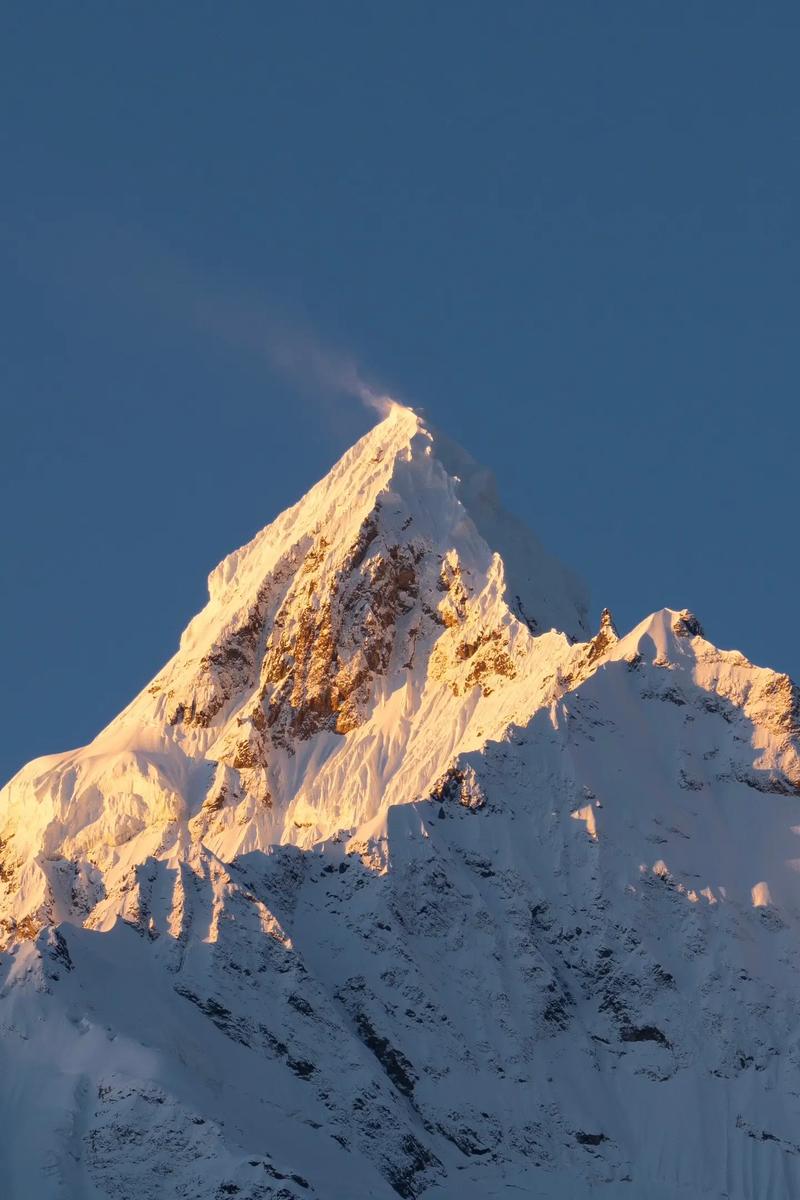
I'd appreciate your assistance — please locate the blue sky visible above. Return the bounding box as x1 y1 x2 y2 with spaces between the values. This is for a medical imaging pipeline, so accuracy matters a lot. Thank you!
2 4 799 781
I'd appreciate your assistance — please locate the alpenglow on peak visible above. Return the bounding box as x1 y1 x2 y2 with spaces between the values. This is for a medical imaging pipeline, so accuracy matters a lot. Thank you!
3 403 800 1200
0 403 590 914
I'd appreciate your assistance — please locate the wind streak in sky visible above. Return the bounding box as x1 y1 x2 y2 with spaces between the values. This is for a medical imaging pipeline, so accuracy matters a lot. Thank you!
193 297 397 417
32 221 401 419
145 245 401 417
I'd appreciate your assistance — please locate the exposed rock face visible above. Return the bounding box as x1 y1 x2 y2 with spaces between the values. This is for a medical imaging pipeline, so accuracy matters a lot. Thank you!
672 608 705 639
583 605 619 667
595 605 619 646
161 539 312 730
429 764 486 811
3 405 800 1199
257 520 430 746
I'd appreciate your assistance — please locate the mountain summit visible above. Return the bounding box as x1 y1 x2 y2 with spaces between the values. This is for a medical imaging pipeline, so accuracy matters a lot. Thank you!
2 406 800 1199
0 404 588 931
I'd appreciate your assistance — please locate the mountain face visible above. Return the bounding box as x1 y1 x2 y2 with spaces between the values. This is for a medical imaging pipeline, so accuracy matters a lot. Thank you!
2 405 800 1200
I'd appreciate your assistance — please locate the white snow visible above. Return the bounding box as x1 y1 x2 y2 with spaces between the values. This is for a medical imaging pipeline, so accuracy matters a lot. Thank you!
2 403 800 1198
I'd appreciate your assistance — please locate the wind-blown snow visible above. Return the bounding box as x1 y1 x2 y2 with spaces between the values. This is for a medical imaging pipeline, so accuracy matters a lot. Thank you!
1 403 800 1199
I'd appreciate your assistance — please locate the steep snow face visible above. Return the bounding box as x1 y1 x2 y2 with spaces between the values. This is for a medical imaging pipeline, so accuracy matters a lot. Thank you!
0 404 589 935
3 603 800 1200
3 408 800 1199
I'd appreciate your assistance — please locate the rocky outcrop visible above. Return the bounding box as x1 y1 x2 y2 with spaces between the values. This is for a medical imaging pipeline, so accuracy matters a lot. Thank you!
672 608 704 639
257 523 429 747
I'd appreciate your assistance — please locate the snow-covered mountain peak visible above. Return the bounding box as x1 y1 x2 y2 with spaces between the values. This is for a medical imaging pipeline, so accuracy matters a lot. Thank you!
0 407 590 935
610 605 706 664
5 409 800 1199
177 401 587 667
136 403 588 773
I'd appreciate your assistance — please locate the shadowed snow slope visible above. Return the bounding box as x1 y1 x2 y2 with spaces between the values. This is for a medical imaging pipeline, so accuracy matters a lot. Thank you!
2 405 800 1199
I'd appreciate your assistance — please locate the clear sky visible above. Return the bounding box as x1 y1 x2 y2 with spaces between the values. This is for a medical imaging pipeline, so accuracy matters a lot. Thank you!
2 4 799 782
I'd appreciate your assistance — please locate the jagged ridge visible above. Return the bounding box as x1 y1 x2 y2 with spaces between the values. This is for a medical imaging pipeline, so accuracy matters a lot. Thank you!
2 406 800 1199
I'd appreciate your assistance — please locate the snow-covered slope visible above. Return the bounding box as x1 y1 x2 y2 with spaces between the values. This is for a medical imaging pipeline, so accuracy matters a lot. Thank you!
0 404 588 938
2 404 800 1199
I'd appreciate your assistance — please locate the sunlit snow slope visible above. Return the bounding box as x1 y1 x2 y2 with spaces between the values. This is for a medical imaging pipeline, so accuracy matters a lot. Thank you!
2 404 800 1199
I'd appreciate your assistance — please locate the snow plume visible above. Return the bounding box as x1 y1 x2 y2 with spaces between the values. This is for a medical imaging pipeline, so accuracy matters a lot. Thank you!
191 291 405 418
174 262 403 416
49 223 404 420
351 379 399 418
221 311 399 418
255 327 400 418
